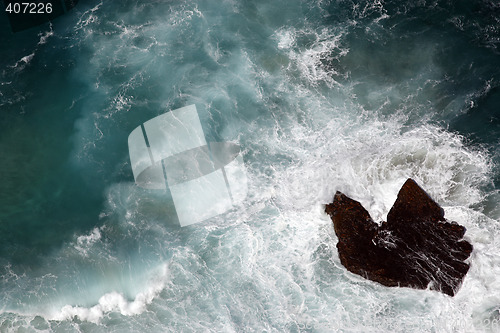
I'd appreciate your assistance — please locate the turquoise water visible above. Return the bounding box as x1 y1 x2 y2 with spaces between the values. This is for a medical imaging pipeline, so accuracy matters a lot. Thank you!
0 0 499 331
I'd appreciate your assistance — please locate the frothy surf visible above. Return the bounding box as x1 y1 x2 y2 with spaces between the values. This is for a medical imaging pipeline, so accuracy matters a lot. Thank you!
1 0 499 332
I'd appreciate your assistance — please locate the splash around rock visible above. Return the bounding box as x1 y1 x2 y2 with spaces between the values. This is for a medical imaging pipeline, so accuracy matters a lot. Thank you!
325 178 473 296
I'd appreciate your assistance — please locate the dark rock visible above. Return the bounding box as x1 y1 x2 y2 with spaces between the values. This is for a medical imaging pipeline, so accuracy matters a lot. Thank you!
325 178 473 296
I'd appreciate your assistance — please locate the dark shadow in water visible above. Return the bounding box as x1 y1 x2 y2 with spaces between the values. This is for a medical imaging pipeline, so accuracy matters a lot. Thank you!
0 7 118 268
449 85 500 185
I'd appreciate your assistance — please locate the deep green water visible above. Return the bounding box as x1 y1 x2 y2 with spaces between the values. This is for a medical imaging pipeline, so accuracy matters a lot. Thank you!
0 0 499 331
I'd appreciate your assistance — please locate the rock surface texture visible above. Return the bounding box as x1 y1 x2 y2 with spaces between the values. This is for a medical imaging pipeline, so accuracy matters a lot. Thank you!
325 178 473 296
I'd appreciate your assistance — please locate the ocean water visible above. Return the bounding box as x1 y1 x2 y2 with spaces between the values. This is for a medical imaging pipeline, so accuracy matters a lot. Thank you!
0 0 499 331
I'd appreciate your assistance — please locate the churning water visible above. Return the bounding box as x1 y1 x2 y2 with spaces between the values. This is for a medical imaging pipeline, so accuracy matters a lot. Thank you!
1 0 500 331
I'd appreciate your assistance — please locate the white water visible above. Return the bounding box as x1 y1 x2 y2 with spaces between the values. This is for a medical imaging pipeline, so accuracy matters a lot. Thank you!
1 0 499 332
